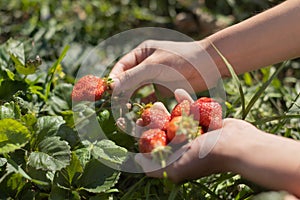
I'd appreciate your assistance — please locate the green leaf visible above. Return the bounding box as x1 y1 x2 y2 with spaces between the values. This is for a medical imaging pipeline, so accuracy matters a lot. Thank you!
49 183 81 200
210 42 245 118
243 61 287 119
21 113 37 127
44 45 69 100
243 72 252 86
0 119 30 154
0 157 7 167
78 159 120 193
253 114 300 125
4 68 15 81
0 101 21 120
1 158 49 186
48 83 73 115
34 116 65 144
6 39 24 64
28 136 71 171
6 173 26 198
91 139 128 170
66 152 83 185
56 124 81 149
0 80 27 101
74 146 91 168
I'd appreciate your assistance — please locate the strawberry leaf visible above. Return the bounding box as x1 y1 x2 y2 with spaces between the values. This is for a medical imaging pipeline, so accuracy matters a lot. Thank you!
0 119 30 154
0 101 21 120
33 116 65 145
78 159 120 193
28 136 71 171
90 139 128 170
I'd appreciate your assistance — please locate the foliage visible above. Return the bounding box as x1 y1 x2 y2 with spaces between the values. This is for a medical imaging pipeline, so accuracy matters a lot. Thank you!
0 0 299 199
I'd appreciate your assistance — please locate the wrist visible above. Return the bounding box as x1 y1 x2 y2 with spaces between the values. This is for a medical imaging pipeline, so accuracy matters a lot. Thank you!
197 39 231 79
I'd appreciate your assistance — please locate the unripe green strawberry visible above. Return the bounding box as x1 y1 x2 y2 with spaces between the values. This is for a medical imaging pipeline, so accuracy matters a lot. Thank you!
190 97 222 131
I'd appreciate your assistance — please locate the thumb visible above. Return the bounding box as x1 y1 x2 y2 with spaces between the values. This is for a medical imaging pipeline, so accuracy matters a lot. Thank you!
174 88 194 103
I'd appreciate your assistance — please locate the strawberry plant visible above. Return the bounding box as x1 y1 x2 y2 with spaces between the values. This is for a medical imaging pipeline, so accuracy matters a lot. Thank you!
0 37 299 200
0 0 299 198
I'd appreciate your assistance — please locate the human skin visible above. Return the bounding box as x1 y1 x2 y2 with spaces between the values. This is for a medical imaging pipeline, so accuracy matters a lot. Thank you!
135 89 300 197
110 0 300 93
109 0 300 197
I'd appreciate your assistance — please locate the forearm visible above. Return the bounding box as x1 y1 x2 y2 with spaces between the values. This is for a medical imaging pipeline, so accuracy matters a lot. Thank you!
227 129 300 196
200 0 300 77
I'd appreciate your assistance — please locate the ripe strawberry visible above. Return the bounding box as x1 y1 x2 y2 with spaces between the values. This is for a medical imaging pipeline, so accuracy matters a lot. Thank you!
141 106 170 131
190 97 222 131
138 128 170 167
170 100 191 119
167 116 202 144
71 75 110 102
139 129 167 154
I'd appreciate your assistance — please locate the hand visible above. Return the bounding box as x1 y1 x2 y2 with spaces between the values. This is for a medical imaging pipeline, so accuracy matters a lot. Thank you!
134 90 300 198
109 40 222 96
133 89 262 184
135 116 255 183
134 89 235 183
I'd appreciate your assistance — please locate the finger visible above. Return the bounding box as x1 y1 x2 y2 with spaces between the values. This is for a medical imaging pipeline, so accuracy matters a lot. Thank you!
109 41 156 81
135 154 163 178
174 88 194 103
152 102 170 116
110 61 163 92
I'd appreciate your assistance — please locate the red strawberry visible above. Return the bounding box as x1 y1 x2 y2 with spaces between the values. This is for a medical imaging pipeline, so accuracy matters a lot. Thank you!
190 97 222 131
170 100 191 119
138 129 171 167
71 75 110 102
167 116 202 144
139 129 167 155
141 106 170 131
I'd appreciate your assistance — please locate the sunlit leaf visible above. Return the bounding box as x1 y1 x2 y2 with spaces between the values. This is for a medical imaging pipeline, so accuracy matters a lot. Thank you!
91 139 128 170
0 101 21 120
0 119 30 154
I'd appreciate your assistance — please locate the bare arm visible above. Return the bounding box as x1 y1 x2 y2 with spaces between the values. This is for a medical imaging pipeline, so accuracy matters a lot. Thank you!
110 0 300 94
202 0 300 77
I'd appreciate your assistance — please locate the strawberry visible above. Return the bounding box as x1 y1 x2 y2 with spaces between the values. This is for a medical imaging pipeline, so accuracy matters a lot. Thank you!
140 106 170 131
167 116 202 144
71 75 110 102
139 128 167 154
138 128 170 167
170 100 191 119
190 97 222 131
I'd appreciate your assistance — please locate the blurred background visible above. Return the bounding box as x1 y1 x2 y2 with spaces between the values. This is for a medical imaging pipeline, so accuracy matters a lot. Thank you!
0 0 284 69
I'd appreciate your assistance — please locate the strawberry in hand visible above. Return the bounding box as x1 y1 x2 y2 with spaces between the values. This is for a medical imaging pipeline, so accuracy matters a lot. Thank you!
71 75 111 102
138 128 170 167
190 97 223 131
139 103 170 131
167 115 202 144
170 99 191 119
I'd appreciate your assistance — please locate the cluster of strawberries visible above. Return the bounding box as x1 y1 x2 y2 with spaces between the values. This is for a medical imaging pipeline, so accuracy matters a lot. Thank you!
137 97 223 159
71 75 223 163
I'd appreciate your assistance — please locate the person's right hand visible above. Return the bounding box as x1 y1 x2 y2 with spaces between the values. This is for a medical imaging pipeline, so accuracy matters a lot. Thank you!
109 40 222 96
